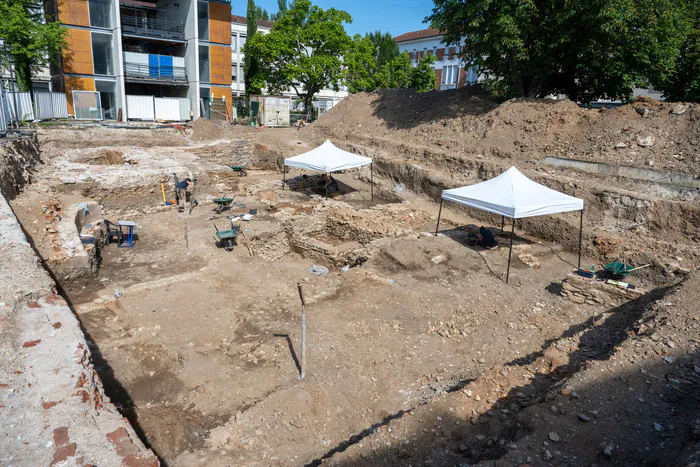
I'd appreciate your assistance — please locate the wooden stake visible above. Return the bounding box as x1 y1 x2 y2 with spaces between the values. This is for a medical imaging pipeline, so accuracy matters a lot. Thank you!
241 229 254 257
297 283 306 379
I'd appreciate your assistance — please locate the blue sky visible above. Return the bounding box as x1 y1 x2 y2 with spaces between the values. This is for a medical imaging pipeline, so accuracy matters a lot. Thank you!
232 0 435 37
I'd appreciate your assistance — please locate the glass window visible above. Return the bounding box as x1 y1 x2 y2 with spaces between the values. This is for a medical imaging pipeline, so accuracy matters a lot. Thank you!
95 80 116 120
232 64 237 81
89 0 111 27
231 35 237 51
199 45 210 82
239 35 246 50
92 33 114 75
198 1 209 41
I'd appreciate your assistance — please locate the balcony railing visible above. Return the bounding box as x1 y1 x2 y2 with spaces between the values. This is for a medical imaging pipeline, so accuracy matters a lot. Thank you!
124 62 187 82
120 12 185 40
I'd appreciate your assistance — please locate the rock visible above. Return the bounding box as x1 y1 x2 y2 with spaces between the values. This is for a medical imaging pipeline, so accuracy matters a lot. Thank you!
603 444 614 458
671 104 689 115
637 134 655 147
615 142 628 149
635 107 649 117
431 255 446 265
544 450 553 461
653 423 664 432
577 413 591 422
549 432 560 442
561 386 575 396
459 443 468 452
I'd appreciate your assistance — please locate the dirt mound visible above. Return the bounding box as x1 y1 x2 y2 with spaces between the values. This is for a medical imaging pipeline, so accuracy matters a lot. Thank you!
190 117 229 140
309 88 700 174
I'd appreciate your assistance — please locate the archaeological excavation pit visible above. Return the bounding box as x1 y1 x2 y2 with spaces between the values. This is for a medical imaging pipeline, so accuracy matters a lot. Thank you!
2 97 699 467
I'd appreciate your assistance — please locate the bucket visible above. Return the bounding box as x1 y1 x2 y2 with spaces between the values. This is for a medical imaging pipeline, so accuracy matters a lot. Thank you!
249 208 257 215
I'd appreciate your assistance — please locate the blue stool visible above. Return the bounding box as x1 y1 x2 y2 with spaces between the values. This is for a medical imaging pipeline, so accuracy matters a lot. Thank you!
117 220 136 248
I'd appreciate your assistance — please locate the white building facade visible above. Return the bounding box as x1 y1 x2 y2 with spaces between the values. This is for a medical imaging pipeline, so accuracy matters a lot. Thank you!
395 28 478 90
230 15 347 111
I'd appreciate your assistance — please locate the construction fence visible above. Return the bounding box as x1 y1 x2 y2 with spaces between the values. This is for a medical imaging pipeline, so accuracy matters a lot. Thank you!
0 91 69 131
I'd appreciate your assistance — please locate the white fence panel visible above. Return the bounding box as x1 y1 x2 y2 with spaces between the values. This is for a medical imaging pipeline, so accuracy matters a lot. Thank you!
0 92 7 132
178 97 191 121
5 92 35 121
33 91 70 120
126 95 155 120
51 92 69 118
34 91 54 119
154 97 180 121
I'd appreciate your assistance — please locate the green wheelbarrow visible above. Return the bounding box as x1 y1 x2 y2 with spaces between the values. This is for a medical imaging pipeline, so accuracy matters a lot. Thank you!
230 166 248 177
214 223 239 251
213 197 234 214
603 261 651 279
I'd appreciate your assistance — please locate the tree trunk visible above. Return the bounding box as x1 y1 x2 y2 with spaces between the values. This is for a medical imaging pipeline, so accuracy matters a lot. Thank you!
304 95 313 122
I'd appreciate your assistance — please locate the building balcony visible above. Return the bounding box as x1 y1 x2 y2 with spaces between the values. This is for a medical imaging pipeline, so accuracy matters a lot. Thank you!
120 11 185 40
124 62 187 84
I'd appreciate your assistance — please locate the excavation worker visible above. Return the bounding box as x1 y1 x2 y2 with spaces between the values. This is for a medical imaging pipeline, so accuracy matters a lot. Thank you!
175 178 193 212
478 226 498 249
325 174 339 192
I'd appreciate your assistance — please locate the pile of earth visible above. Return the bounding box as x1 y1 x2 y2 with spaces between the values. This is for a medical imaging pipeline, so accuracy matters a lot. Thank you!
309 88 700 175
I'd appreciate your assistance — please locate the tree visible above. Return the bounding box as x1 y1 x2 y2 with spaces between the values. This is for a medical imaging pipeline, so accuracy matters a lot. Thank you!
0 0 66 92
345 33 436 93
428 0 690 102
271 0 289 21
246 0 352 118
254 6 270 21
655 0 700 101
244 0 262 95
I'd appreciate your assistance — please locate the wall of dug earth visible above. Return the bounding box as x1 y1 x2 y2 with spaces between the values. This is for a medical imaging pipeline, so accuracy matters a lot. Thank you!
334 140 699 268
0 136 159 466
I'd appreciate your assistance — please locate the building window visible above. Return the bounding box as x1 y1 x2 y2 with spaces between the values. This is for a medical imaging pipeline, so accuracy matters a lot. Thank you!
232 34 237 51
92 32 114 75
199 45 209 82
232 63 237 82
198 1 209 41
95 80 116 120
89 0 111 28
239 35 247 51
442 65 458 85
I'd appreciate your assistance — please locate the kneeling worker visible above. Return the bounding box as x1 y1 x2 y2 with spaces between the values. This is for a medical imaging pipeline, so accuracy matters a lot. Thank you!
478 226 498 249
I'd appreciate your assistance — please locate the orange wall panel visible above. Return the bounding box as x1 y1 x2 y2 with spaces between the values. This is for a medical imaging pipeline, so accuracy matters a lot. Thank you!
57 0 90 27
64 76 95 114
209 45 232 85
210 86 232 117
63 29 93 75
209 2 232 44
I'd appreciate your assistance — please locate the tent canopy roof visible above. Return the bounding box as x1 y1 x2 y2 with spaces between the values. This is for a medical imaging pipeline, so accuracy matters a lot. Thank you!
441 167 584 219
284 140 372 173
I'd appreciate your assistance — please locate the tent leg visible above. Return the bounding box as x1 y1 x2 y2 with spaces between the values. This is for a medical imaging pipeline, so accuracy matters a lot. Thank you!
506 219 515 283
578 209 584 270
283 166 286 190
501 216 505 231
435 198 443 236
370 163 374 202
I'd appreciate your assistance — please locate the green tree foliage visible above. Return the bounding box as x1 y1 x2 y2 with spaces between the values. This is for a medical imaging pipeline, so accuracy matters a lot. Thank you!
246 0 352 118
428 0 690 102
346 33 436 93
271 0 289 21
0 0 66 92
656 0 700 101
254 6 270 21
244 0 263 95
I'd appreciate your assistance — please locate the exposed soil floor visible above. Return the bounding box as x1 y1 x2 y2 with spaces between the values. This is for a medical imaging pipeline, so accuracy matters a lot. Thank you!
6 96 699 466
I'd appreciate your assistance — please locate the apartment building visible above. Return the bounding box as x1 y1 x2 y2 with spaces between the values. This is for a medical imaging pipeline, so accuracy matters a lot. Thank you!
45 0 232 120
230 15 347 111
394 28 478 90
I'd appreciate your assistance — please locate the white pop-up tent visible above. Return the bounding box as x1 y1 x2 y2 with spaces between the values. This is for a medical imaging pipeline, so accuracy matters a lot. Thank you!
435 167 585 283
284 140 374 199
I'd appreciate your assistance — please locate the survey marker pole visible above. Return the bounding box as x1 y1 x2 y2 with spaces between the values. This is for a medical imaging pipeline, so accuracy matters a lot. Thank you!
506 218 515 284
297 283 306 379
435 198 443 236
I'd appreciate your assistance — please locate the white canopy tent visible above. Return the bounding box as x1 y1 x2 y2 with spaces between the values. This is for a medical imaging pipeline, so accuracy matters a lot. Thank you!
283 140 374 199
435 167 585 283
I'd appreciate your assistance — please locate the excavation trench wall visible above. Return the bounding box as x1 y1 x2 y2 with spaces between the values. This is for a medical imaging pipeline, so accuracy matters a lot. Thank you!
0 136 159 466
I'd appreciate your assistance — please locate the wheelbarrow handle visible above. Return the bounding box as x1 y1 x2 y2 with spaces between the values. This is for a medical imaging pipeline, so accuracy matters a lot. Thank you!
213 223 220 233
627 264 651 273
